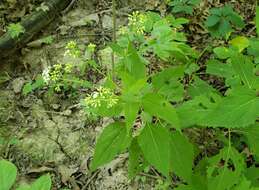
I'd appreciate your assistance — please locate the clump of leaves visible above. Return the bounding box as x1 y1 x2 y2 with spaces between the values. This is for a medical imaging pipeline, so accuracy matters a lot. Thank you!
0 160 51 190
82 10 259 190
205 5 245 38
7 23 25 39
167 0 201 15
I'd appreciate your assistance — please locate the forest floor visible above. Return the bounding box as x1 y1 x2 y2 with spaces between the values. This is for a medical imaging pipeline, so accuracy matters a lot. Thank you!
0 0 257 189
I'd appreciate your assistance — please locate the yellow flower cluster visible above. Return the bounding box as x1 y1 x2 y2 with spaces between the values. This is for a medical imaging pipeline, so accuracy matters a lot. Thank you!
87 43 96 51
84 87 119 108
64 63 73 73
118 26 128 35
64 40 81 58
50 64 62 82
128 11 147 35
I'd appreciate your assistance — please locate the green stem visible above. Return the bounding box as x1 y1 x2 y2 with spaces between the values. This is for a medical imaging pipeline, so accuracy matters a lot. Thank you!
111 0 117 80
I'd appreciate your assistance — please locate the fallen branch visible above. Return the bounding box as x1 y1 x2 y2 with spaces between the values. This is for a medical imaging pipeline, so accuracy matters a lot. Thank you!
0 0 71 59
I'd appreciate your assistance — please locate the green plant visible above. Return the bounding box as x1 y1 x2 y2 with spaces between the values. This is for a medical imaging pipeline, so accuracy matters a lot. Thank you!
7 23 25 39
205 5 245 38
22 41 96 95
167 0 201 15
81 11 259 189
0 160 51 190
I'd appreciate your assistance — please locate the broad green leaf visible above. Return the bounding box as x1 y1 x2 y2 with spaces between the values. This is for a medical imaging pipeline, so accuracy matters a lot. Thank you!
227 13 245 28
231 54 258 88
151 20 173 41
177 99 209 128
170 132 194 182
32 75 45 89
213 47 231 59
144 12 161 32
201 87 259 128
22 83 33 95
128 138 142 179
152 66 184 87
142 93 180 129
121 77 147 103
206 59 234 79
125 43 146 80
247 39 259 57
124 102 140 133
230 36 249 52
188 77 217 98
91 122 131 170
152 66 185 101
231 54 257 89
138 124 170 176
206 5 244 38
30 175 51 190
191 173 208 190
207 147 244 190
149 20 190 61
245 166 259 187
205 15 220 27
0 160 17 190
233 177 251 190
218 20 232 38
257 6 259 36
238 124 259 160
167 17 189 28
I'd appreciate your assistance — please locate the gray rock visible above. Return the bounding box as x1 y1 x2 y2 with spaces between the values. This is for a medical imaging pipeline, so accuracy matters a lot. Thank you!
12 77 25 93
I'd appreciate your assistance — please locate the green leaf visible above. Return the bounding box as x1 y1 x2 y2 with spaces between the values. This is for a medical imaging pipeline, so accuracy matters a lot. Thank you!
142 93 180 129
7 23 25 38
144 12 161 32
201 87 259 128
124 102 140 133
238 124 259 160
0 160 17 190
188 77 217 98
206 59 234 79
229 36 250 52
170 132 194 182
233 177 252 190
125 43 146 80
30 175 51 190
205 15 220 27
206 5 244 38
166 17 189 28
245 166 259 187
91 122 131 171
152 66 185 101
207 147 244 190
22 83 33 95
152 66 184 87
138 124 170 176
227 13 245 28
219 20 232 37
231 54 257 89
128 138 142 179
213 47 231 59
32 75 45 89
177 96 211 128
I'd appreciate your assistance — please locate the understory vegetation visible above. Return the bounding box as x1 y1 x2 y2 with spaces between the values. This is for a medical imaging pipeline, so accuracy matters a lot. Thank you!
1 0 259 189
